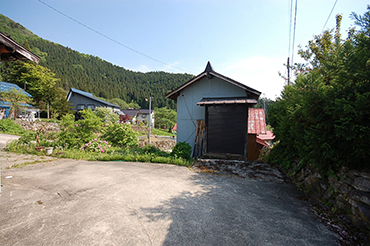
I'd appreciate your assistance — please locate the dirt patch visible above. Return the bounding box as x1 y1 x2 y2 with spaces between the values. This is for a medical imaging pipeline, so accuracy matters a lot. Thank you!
0 151 63 170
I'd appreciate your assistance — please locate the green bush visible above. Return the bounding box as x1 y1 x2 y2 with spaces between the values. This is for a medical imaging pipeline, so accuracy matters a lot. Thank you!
58 109 102 148
101 123 138 147
268 11 370 174
81 139 111 153
171 141 192 159
0 119 25 135
140 144 168 157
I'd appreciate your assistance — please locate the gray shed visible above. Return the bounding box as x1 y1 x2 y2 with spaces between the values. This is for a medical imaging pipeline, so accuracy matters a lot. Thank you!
165 62 261 157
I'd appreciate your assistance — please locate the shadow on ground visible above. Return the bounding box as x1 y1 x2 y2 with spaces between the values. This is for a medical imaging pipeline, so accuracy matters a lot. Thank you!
139 173 339 246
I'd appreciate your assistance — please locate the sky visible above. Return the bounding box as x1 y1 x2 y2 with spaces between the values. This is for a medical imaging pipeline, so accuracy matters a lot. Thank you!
2 0 369 99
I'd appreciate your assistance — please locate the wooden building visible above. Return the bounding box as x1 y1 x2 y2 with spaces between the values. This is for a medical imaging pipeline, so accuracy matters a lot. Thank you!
166 62 261 157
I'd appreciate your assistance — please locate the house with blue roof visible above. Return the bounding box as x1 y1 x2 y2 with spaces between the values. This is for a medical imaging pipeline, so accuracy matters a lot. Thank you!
66 88 120 112
0 81 39 119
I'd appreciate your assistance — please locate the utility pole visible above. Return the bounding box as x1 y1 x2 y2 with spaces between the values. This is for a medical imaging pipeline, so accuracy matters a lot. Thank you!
287 57 290 85
148 97 152 144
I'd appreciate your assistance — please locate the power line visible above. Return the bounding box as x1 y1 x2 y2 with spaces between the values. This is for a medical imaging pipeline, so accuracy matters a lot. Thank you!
288 0 294 57
322 0 338 32
291 0 298 67
36 0 192 73
287 0 297 85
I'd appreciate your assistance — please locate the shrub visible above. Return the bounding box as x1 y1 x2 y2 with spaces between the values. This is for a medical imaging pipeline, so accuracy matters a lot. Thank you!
140 144 168 157
171 141 192 159
0 119 25 135
268 11 370 174
58 110 102 148
102 123 138 147
81 139 111 153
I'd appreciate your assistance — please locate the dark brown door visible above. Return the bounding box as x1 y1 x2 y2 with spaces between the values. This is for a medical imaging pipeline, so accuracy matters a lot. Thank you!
206 104 248 155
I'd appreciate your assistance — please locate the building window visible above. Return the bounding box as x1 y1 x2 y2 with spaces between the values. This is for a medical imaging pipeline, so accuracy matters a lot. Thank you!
77 104 85 111
87 104 95 110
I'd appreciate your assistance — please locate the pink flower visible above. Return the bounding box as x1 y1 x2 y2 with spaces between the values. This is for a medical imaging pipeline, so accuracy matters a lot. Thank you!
88 142 91 145
85 143 88 146
101 150 105 153
94 139 97 141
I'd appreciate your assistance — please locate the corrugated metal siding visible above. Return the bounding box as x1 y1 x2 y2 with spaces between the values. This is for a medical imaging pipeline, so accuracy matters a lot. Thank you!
248 108 267 134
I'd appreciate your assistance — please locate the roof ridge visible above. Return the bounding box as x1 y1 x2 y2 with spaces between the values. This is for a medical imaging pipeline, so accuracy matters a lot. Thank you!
204 61 213 72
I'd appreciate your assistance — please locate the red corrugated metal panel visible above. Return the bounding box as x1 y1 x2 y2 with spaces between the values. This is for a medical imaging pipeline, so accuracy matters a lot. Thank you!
256 136 269 146
258 130 275 141
248 108 267 134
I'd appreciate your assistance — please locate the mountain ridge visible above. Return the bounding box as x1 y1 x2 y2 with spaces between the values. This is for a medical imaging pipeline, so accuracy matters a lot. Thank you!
0 14 193 109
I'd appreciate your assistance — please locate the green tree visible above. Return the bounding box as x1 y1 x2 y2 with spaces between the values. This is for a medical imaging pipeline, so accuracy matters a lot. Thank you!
108 98 129 109
20 62 59 118
128 100 140 110
0 88 33 120
268 9 370 174
58 109 103 148
154 107 177 130
49 87 74 119
95 107 119 123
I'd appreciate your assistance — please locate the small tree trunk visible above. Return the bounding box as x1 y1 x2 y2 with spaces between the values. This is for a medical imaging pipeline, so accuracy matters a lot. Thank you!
47 101 50 119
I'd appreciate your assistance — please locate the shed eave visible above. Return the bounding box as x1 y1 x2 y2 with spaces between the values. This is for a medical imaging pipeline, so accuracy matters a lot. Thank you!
0 32 40 63
197 97 258 106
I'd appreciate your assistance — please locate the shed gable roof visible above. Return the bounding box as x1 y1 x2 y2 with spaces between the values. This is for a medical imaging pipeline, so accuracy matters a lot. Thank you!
165 61 261 101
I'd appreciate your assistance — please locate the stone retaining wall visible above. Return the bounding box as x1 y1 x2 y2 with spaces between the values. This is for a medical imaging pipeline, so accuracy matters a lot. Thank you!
15 120 61 132
289 161 370 227
139 139 176 151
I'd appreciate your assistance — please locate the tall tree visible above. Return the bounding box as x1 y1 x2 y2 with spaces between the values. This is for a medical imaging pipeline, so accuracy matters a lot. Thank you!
20 62 59 118
154 107 177 131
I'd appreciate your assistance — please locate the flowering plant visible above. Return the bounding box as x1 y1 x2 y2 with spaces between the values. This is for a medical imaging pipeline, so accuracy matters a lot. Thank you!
81 139 111 153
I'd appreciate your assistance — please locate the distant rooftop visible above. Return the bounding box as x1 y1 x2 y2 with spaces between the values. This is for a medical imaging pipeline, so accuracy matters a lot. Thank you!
67 88 120 109
0 81 33 97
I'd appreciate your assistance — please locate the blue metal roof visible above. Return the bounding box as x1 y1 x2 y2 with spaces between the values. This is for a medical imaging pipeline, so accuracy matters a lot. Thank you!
0 81 33 97
70 88 94 97
68 88 120 109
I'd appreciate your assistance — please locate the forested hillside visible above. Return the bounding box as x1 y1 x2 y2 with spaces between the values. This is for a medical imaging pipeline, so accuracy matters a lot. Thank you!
0 14 193 109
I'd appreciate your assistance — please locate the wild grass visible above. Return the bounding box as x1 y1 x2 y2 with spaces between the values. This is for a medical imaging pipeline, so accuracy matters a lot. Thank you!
5 141 193 167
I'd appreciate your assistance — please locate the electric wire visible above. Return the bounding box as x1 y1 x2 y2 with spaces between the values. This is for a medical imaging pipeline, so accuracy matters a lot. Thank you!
322 0 339 32
36 0 192 73
288 0 293 58
291 0 298 67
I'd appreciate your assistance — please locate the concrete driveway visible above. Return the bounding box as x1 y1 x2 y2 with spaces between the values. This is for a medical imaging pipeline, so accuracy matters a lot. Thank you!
0 157 338 245
0 133 21 150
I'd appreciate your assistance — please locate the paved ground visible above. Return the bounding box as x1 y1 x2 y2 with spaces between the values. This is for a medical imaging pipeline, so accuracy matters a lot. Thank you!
0 133 21 149
0 134 339 245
